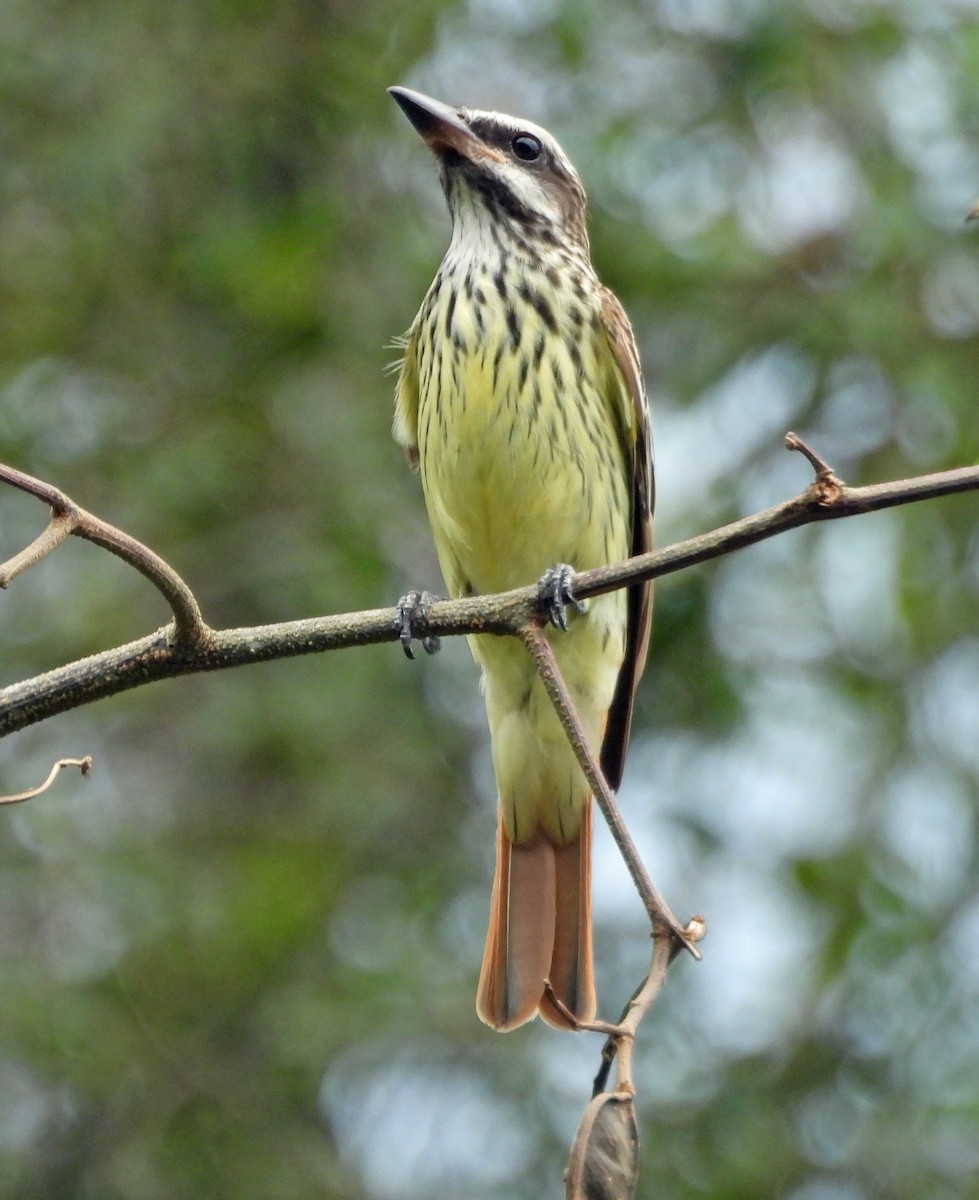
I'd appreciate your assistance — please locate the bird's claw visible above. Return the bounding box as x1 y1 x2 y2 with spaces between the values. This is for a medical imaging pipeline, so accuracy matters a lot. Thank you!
396 590 442 659
537 564 585 631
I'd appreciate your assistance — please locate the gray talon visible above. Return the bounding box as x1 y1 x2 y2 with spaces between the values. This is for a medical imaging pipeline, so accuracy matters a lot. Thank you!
537 564 583 631
397 590 442 659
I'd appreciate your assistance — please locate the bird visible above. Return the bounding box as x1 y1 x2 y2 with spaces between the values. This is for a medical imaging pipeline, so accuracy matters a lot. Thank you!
388 86 653 1031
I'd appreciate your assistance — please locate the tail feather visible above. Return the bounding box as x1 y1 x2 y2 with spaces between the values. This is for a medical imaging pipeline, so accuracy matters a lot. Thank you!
476 822 555 1031
539 801 595 1029
476 803 595 1031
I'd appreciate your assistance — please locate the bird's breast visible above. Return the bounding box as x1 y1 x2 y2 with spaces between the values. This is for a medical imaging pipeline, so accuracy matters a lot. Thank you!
414 266 630 598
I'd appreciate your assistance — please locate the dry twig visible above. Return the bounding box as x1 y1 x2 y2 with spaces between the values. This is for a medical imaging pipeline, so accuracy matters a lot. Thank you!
0 755 92 805
520 623 699 957
0 463 209 646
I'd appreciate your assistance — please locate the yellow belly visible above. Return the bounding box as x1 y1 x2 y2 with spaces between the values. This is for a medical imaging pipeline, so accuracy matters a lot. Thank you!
416 293 631 844
418 317 627 588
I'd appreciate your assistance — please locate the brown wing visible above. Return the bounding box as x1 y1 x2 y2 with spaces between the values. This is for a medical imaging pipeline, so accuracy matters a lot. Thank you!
597 286 654 791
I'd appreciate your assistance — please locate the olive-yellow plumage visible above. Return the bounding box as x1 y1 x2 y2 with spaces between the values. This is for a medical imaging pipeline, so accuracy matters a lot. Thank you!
390 87 653 1031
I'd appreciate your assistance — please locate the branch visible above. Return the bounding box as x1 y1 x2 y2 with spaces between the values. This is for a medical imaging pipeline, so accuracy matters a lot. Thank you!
520 624 699 957
2 443 978 739
0 462 209 646
563 922 707 1200
521 621 705 1198
567 441 979 609
0 755 92 805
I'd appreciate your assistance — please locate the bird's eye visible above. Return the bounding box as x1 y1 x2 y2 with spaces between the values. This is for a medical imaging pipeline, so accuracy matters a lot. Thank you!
511 133 542 162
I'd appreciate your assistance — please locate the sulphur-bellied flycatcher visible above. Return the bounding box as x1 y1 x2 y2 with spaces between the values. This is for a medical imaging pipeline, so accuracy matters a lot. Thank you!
389 87 653 1031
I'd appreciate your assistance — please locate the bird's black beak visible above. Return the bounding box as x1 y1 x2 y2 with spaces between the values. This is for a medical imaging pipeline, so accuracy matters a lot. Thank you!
388 86 490 163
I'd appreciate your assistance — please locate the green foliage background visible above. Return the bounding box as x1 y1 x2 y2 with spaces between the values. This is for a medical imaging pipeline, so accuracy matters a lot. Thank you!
2 2 979 1197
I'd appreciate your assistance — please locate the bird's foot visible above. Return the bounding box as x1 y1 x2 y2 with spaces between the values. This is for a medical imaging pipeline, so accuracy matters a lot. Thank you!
396 590 442 659
537 564 585 631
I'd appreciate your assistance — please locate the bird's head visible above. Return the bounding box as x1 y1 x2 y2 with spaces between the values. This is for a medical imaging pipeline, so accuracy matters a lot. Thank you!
388 86 590 257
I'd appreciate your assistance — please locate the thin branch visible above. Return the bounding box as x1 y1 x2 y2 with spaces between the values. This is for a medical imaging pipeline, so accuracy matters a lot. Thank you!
519 624 699 958
0 755 92 805
601 924 675 1092
590 914 707 1095
521 618 707 1099
784 430 842 501
0 463 209 646
562 924 708 1200
2 449 979 738
0 510 75 580
568 453 979 609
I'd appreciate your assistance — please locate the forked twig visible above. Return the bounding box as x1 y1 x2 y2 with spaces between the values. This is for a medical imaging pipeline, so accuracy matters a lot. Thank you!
560 916 705 1199
0 463 209 647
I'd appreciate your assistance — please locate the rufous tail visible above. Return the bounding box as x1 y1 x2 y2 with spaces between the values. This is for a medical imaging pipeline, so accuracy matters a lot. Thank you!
476 802 595 1031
